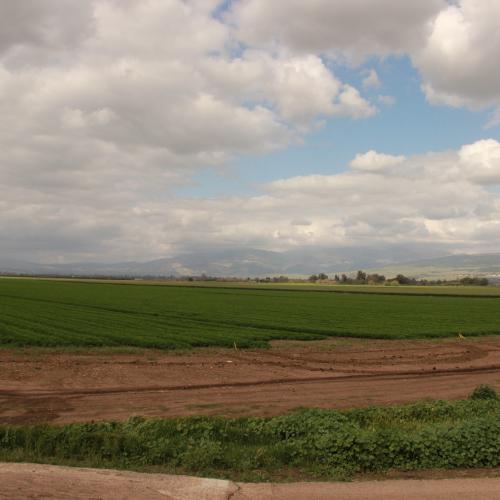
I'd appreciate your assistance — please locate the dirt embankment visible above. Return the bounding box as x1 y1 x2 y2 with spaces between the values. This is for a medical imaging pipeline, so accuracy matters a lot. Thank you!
0 337 499 424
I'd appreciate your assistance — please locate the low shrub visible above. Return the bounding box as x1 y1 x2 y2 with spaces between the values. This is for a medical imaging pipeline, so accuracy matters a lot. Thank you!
469 384 498 400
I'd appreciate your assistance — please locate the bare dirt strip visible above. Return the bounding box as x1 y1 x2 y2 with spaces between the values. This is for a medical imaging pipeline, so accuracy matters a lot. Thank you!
0 337 499 424
1 463 500 500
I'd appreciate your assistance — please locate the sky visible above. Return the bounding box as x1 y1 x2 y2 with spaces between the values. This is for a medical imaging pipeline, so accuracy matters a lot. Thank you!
1 0 500 264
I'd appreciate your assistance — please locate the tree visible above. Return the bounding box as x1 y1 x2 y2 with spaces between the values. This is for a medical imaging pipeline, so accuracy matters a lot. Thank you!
395 274 412 285
367 273 385 284
460 276 489 286
356 270 367 282
317 273 328 280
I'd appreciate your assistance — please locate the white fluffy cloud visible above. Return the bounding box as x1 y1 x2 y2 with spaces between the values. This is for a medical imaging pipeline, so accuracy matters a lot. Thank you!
350 150 405 171
202 51 375 125
156 140 500 254
414 0 500 111
188 139 500 253
459 139 500 184
0 0 376 171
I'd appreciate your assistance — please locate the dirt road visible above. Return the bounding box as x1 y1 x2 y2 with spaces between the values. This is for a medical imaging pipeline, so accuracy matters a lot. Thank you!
1 463 499 499
1 337 499 424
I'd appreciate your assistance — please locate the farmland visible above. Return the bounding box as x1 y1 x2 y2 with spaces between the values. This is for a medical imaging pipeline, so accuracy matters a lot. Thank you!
1 278 500 349
1 277 499 483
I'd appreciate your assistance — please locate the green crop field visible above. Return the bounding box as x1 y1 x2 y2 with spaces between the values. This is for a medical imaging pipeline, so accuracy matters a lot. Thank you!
1 277 500 349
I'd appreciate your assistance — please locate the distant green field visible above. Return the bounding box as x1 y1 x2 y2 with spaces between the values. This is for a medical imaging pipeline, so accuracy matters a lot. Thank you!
8 276 500 296
1 278 500 348
155 281 500 297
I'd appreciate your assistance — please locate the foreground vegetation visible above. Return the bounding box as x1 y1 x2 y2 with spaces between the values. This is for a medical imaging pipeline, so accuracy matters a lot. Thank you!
1 395 498 481
2 278 500 348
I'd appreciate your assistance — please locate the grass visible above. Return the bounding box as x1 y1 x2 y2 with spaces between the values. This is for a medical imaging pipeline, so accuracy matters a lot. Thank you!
1 278 500 348
0 398 498 481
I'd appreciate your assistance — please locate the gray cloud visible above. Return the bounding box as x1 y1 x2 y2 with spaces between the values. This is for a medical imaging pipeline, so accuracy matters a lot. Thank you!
0 0 96 68
229 0 445 59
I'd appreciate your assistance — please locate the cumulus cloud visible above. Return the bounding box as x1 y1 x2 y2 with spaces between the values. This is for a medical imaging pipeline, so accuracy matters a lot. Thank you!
0 0 375 169
413 0 500 112
229 0 445 60
0 0 95 59
350 150 405 171
458 139 500 184
213 139 500 253
202 51 375 125
230 0 500 119
134 139 500 255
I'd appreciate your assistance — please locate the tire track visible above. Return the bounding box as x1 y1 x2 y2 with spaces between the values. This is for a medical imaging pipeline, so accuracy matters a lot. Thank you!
2 364 499 399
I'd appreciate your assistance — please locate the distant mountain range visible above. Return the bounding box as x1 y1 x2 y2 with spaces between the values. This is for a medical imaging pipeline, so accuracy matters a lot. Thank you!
3 248 500 280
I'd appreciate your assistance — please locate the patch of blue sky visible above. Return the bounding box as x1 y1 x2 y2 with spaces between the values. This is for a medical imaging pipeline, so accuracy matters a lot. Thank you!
212 0 235 20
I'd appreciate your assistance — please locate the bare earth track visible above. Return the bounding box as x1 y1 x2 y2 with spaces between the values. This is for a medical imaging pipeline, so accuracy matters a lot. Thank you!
1 463 500 500
1 337 499 424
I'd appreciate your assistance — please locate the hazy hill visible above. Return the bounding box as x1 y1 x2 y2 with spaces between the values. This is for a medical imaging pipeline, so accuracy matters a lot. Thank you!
3 248 500 280
369 253 500 281
0 246 455 278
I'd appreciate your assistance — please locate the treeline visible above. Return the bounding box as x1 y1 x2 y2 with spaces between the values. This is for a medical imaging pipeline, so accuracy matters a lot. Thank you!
308 270 489 286
0 271 491 286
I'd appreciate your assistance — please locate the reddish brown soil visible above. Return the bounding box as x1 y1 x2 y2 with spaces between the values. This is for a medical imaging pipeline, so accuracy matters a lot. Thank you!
0 337 499 424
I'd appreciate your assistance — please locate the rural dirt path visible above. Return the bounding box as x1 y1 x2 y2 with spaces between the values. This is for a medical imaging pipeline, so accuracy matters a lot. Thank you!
1 463 500 499
1 337 499 424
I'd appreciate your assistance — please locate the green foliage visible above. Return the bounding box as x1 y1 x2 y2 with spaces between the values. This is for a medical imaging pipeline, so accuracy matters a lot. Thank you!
0 399 498 479
469 384 498 400
1 278 500 348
